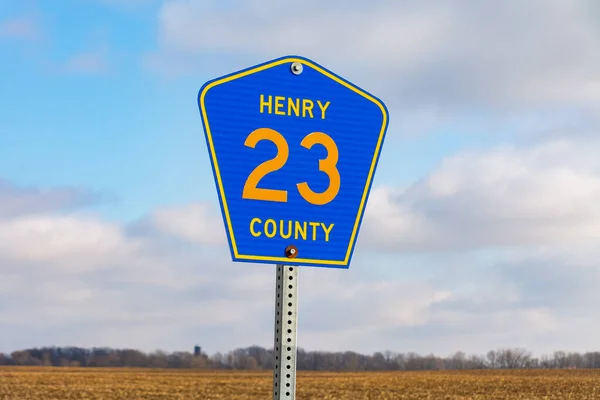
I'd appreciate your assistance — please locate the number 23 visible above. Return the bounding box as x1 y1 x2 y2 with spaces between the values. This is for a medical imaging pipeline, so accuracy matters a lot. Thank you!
242 127 340 206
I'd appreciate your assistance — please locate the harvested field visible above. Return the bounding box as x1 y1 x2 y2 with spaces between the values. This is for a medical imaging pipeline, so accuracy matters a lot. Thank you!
1 367 599 399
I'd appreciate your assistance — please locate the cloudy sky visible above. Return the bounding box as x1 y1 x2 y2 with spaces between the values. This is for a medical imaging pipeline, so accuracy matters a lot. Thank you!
1 0 600 358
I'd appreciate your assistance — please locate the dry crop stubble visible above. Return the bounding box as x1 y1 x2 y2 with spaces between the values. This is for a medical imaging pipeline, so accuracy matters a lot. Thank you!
1 367 600 399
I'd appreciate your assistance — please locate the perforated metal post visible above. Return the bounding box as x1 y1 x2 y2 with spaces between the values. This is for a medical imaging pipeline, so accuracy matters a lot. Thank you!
273 264 299 399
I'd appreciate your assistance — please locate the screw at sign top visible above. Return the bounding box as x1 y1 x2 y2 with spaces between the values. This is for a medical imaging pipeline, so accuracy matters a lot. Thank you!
290 62 303 75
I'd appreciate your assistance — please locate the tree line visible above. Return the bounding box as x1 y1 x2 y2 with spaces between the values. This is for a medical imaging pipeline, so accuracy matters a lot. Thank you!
1 346 600 370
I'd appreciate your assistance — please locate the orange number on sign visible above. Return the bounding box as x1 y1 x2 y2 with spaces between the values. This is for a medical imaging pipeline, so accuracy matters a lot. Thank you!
242 127 289 203
242 128 340 205
297 132 340 205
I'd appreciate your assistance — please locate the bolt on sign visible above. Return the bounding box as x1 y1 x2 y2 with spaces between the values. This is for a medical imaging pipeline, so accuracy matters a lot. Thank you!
198 55 389 269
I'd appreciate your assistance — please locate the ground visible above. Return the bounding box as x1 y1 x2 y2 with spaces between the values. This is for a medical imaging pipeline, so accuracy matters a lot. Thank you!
1 367 599 399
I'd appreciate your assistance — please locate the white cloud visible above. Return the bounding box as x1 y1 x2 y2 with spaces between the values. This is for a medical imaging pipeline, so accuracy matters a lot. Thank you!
0 179 101 217
143 202 226 245
95 0 161 10
3 133 600 356
0 213 139 270
362 137 600 252
0 184 599 355
149 0 600 112
0 15 39 40
298 273 452 332
64 47 110 74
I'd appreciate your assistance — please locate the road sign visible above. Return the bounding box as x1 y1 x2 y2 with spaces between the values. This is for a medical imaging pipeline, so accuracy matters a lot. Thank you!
198 55 389 269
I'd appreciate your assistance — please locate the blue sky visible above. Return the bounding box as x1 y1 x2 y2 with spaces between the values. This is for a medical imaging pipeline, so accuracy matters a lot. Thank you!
1 0 198 221
1 0 600 357
0 0 519 223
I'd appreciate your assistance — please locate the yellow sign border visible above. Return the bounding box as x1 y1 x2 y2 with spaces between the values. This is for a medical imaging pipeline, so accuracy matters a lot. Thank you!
199 56 388 266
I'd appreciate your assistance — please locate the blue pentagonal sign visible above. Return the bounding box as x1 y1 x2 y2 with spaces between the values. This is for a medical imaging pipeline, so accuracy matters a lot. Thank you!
198 55 388 269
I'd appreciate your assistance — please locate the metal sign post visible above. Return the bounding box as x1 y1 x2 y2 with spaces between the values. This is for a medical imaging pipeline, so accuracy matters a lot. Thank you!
197 55 389 399
272 264 298 399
